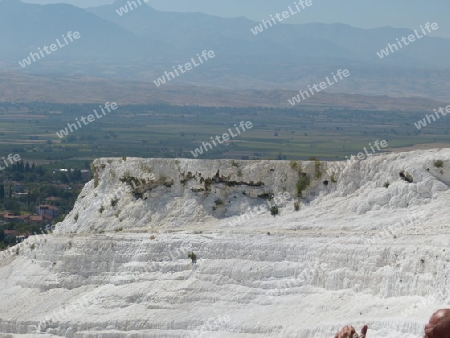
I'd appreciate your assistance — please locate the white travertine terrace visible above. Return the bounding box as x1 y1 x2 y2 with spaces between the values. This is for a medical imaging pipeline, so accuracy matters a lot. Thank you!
0 149 449 337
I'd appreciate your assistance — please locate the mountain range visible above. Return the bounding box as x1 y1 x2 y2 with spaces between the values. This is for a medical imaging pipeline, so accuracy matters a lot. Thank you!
1 0 450 100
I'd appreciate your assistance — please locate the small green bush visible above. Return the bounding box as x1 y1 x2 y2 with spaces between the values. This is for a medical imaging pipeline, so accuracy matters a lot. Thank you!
294 201 300 211
258 193 274 200
434 160 444 168
290 161 298 170
99 206 105 214
188 252 197 263
91 163 99 188
120 173 141 187
384 181 390 188
214 198 224 206
330 173 337 183
270 205 279 216
314 160 322 179
296 172 311 197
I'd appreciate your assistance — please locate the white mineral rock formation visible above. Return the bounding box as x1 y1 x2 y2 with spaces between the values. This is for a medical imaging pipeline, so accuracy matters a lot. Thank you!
0 149 449 337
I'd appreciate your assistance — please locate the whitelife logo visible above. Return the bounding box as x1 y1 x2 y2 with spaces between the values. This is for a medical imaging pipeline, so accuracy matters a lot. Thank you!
116 0 150 16
18 31 81 68
288 69 350 106
227 192 292 228
0 153 21 171
377 22 439 59
190 121 253 158
56 102 119 139
414 104 450 130
344 139 389 163
153 50 215 87
250 0 313 35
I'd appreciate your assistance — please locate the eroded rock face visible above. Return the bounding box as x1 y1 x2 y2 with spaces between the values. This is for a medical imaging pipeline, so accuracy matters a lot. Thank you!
0 149 449 337
56 150 449 234
55 158 332 233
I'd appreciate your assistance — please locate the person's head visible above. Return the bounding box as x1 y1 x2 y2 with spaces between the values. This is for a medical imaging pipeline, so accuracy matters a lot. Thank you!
424 309 450 338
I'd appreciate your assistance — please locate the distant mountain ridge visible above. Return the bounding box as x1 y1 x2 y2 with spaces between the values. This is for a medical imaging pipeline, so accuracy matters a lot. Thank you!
1 0 449 100
88 0 450 68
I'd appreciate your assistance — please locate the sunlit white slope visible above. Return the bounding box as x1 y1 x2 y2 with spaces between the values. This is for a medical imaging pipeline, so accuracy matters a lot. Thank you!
0 148 448 337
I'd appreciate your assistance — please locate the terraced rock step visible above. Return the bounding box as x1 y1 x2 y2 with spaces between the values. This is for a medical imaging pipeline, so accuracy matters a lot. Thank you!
0 149 449 337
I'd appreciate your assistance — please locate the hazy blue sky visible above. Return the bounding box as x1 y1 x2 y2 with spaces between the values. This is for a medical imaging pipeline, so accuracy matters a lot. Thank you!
23 0 450 38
